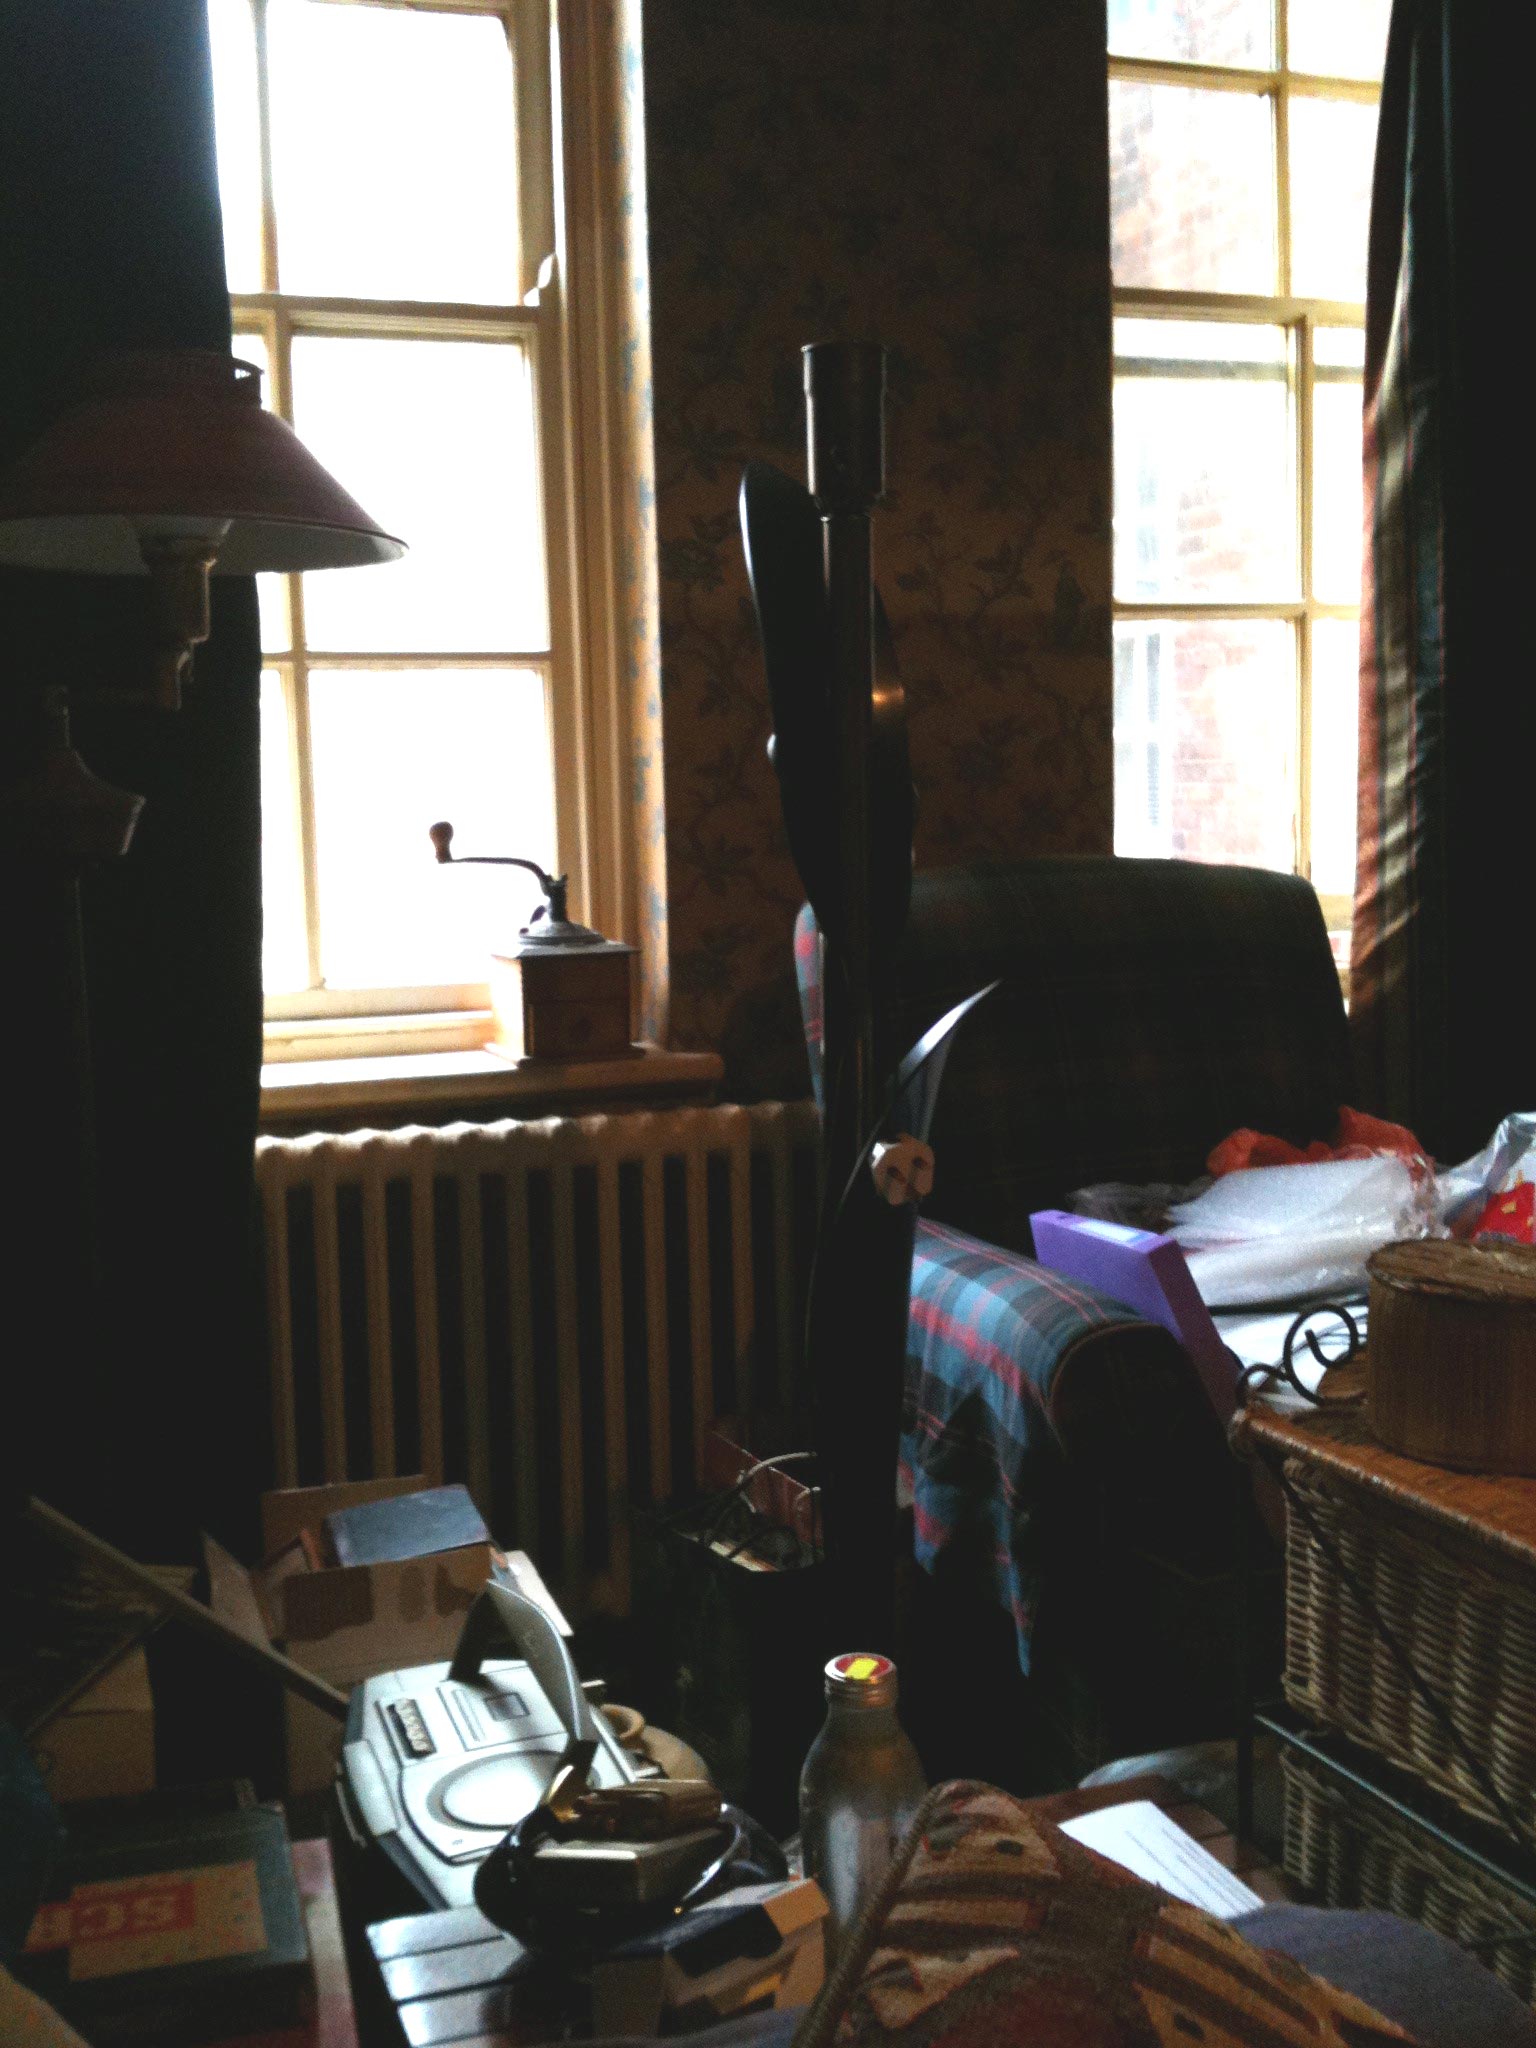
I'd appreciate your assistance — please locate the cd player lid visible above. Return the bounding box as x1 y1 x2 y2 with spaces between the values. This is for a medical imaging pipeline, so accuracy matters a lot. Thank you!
448 1580 600 1762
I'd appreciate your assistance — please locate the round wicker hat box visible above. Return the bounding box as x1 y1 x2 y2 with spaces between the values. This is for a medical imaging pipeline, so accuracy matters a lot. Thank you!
1367 1238 1536 1473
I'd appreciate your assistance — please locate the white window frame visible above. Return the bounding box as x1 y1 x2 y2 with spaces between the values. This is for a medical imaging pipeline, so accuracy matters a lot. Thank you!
229 0 635 1060
1109 9 1381 934
1113 622 1173 860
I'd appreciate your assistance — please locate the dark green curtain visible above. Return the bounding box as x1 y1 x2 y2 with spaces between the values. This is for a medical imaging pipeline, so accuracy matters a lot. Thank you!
0 4 266 1553
1351 1 1527 1162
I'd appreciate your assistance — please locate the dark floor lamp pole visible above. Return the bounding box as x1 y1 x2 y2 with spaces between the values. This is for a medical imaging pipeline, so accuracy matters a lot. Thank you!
804 341 886 1211
800 343 908 1650
743 350 992 1656
1 688 144 1498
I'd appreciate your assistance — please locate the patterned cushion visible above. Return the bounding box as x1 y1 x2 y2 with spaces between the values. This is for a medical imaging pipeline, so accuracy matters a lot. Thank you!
796 858 1352 1255
793 1781 1422 2048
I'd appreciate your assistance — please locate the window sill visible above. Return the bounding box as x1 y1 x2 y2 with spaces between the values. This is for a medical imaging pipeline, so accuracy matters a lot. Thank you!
262 1009 497 1062
258 1042 725 1134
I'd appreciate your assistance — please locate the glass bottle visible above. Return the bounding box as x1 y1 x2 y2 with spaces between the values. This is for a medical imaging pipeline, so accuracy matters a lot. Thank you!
798 1652 926 1959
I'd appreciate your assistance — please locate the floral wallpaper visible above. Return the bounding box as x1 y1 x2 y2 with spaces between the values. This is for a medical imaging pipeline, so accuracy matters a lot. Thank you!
639 0 1114 1098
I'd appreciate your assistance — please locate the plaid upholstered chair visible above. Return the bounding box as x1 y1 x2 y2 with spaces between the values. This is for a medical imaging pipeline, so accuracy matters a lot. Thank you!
795 855 1353 1773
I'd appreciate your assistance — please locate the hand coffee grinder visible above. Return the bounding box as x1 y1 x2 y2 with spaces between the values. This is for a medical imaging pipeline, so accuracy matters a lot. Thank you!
430 821 637 1063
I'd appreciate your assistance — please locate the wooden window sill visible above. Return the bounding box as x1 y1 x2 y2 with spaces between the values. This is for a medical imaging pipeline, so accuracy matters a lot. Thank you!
258 1042 724 1134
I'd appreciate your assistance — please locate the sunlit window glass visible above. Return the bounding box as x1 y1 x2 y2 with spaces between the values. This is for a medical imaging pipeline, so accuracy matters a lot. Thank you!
206 0 559 1012
1108 2 1384 930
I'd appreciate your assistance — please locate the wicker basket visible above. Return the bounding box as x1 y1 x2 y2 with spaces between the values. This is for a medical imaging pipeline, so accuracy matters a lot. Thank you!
1283 1749 1536 2006
1282 1455 1536 1832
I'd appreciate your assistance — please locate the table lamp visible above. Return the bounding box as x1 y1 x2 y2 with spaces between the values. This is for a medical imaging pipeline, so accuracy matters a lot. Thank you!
0 348 402 866
0 347 403 714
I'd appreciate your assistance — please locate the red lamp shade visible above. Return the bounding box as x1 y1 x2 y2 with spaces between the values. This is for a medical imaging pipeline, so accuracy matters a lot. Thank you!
0 350 403 708
0 349 402 574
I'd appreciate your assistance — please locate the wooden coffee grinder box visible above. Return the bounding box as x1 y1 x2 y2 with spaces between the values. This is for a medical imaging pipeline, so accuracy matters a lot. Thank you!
489 933 636 1063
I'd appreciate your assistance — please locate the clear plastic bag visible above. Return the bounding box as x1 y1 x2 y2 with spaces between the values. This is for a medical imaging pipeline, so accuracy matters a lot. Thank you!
1072 1113 1536 1311
1165 1152 1438 1308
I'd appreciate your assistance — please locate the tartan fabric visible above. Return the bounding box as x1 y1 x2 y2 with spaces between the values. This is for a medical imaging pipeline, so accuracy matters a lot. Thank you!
794 903 824 1108
904 1219 1191 1672
1351 6 1530 1161
798 858 1351 1256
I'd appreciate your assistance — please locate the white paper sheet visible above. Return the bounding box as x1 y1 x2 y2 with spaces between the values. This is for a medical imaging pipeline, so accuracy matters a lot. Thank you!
1059 1799 1263 1919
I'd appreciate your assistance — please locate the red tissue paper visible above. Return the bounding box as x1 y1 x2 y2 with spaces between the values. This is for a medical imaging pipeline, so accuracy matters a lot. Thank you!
1207 1106 1426 1178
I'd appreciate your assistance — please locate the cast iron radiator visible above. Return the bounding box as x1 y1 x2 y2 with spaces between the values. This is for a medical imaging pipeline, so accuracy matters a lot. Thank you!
254 1104 821 1608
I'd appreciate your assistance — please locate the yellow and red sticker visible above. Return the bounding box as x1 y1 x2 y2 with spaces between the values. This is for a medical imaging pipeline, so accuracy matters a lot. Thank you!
834 1653 892 1683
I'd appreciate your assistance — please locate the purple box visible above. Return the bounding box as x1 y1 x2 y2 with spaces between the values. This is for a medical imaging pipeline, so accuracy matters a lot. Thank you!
1029 1209 1239 1419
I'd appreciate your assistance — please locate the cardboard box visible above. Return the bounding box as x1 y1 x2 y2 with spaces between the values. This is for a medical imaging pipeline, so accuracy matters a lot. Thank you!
206 1475 496 1794
28 1648 156 1806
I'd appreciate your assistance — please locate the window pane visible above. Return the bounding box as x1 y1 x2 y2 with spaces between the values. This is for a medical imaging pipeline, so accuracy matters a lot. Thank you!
1108 0 1271 67
261 669 309 993
290 336 547 655
231 329 292 654
308 668 554 990
207 0 264 295
1288 96 1378 303
1309 620 1360 899
1114 620 1297 868
267 0 519 303
1313 374 1364 604
1314 325 1366 369
1288 0 1390 81
1114 321 1295 602
1111 82 1278 293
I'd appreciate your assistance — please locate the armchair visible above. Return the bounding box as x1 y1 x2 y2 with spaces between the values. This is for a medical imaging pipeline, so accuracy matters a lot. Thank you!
796 854 1353 1772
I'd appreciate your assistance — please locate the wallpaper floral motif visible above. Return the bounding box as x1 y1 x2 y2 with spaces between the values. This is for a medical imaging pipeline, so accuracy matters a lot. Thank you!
640 0 1114 1098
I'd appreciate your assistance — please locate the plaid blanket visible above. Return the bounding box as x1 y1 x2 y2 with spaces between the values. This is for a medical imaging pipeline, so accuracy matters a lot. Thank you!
905 1218 1188 1672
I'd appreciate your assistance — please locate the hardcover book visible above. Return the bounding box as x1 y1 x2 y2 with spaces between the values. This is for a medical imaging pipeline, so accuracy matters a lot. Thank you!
321 1484 489 1569
17 1799 311 2045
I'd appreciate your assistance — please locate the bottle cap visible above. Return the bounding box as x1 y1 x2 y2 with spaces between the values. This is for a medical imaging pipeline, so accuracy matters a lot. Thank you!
824 1651 898 1708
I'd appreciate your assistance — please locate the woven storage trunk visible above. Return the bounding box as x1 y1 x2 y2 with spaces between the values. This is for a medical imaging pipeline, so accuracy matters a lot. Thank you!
1282 1454 1536 1832
1283 1749 1536 2006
